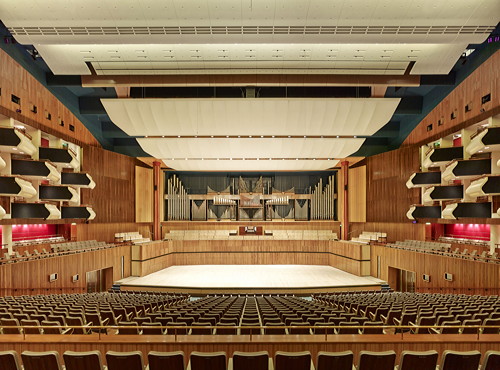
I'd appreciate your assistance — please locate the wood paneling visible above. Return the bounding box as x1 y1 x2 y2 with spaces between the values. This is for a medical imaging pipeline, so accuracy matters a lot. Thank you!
348 166 366 222
0 49 99 147
76 223 151 243
371 244 500 295
351 222 425 243
404 50 500 146
162 221 340 236
80 147 137 223
135 166 153 223
0 334 498 368
366 147 421 223
130 239 370 277
0 245 131 296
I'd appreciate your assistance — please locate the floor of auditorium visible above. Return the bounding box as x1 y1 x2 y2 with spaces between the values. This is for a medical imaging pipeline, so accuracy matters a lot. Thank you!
118 265 385 294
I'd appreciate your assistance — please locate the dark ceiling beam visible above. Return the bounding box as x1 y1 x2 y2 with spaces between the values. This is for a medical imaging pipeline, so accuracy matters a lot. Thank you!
420 73 456 85
79 96 105 115
81 73 421 88
394 96 423 115
46 74 82 86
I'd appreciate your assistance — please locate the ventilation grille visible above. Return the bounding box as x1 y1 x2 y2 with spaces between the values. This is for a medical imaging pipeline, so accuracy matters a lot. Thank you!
8 25 496 36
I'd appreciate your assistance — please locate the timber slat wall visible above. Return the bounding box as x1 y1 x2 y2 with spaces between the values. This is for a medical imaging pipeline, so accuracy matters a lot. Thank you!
404 50 500 146
0 49 99 147
131 240 370 277
80 146 137 224
0 245 131 296
371 244 500 295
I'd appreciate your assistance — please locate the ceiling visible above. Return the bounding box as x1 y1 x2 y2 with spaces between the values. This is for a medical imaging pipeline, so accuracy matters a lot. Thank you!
0 1 498 170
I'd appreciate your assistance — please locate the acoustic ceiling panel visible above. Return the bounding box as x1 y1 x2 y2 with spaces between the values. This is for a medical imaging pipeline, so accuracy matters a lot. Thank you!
137 137 365 160
102 98 401 137
162 159 339 171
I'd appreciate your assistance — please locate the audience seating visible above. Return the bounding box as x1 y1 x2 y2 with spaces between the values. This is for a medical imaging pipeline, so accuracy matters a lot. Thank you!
21 350 63 370
439 350 481 370
0 349 499 370
189 351 227 370
397 350 438 370
148 351 185 370
316 351 353 370
115 232 150 244
164 229 338 241
357 351 396 370
106 351 145 370
63 350 106 370
388 240 499 263
351 231 387 244
229 351 272 370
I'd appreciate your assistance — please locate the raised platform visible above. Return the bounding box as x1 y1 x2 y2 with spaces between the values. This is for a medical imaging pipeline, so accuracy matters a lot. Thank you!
119 264 384 295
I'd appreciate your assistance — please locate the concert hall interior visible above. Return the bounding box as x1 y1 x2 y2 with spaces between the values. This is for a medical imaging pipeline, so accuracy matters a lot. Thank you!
0 1 499 369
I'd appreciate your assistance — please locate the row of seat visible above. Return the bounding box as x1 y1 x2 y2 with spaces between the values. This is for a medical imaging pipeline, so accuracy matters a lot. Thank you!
438 235 490 247
12 235 64 247
0 241 117 265
115 232 150 244
351 231 387 244
51 240 106 251
388 241 499 263
313 291 500 334
164 229 338 241
0 349 498 370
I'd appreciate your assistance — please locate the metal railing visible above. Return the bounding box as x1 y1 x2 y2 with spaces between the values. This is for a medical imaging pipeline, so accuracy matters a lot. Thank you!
1 324 499 342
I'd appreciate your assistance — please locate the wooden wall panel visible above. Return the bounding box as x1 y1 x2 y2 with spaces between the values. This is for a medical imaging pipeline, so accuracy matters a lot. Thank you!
0 49 99 147
135 166 153 223
80 146 137 224
371 244 500 295
0 245 131 296
130 240 370 277
366 147 421 223
348 166 366 222
350 222 425 243
404 50 500 146
163 221 340 236
76 222 151 243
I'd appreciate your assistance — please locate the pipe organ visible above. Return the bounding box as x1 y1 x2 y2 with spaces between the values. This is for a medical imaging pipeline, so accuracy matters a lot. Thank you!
166 174 190 220
164 172 337 221
310 175 335 220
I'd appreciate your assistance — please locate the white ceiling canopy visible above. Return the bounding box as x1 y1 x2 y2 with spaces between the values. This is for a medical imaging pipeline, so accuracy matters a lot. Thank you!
162 159 339 171
1 0 496 76
102 98 400 137
137 137 365 159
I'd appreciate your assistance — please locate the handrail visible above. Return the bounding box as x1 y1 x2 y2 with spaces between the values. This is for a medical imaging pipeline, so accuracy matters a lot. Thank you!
386 244 498 263
2 324 499 332
0 243 127 264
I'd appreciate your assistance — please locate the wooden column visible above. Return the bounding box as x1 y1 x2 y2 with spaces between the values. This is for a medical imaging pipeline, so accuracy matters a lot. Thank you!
153 161 161 241
341 160 349 240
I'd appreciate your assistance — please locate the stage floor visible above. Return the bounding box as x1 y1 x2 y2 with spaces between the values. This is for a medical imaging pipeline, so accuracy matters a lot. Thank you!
119 265 385 294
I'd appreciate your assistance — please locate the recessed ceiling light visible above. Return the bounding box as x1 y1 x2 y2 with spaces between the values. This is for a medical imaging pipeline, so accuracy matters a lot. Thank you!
177 135 180 138
12 147 17 150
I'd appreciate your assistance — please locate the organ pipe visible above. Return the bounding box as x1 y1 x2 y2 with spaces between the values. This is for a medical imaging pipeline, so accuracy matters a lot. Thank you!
166 174 190 220
310 175 335 220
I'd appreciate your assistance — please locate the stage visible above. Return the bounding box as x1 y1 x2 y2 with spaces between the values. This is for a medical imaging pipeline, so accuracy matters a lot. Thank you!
118 264 385 295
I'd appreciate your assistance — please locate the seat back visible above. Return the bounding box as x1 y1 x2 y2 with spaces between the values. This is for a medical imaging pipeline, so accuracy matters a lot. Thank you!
398 350 438 370
232 351 269 370
275 351 311 370
482 350 500 370
358 351 396 370
63 350 104 370
189 351 226 370
0 350 22 370
1 318 22 334
21 351 63 370
316 351 353 370
440 350 481 370
482 318 500 334
106 351 144 370
148 351 185 370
